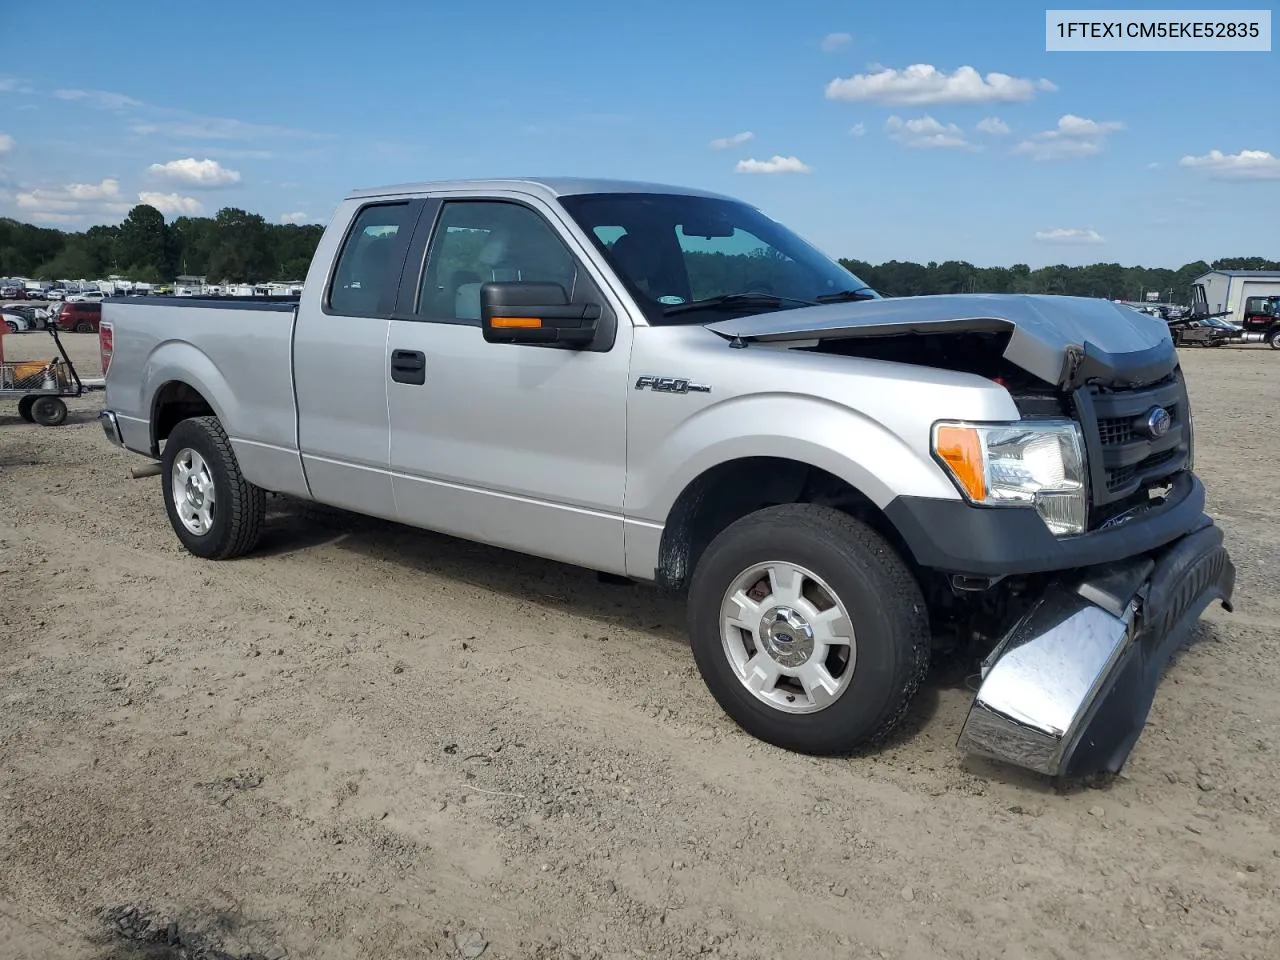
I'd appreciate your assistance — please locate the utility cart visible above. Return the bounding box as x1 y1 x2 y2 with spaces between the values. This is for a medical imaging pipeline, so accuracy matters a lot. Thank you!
0 324 84 425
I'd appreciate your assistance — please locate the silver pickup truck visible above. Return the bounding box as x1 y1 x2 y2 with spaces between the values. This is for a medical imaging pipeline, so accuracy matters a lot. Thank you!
98 177 1235 779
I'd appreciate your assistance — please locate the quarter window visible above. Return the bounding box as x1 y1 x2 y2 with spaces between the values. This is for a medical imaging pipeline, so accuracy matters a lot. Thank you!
418 201 579 324
328 202 416 317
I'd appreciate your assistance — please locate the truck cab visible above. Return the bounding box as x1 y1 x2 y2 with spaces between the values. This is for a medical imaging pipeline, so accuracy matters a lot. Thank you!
1241 295 1280 348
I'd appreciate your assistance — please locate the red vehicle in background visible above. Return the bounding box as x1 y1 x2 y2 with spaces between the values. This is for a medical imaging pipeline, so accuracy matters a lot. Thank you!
54 300 102 333
1241 295 1280 349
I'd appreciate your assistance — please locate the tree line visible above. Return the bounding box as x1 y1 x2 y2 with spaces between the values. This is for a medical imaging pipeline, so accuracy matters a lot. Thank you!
0 204 323 284
0 202 1275 301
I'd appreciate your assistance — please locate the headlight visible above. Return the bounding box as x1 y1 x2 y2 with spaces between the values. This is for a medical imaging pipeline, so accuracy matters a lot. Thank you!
931 419 1088 536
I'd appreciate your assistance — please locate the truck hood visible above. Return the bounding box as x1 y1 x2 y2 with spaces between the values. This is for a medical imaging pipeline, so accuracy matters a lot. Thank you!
704 293 1178 390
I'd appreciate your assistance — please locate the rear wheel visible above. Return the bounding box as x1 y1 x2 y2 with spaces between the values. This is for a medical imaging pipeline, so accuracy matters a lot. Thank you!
161 415 265 559
74 320 94 333
17 396 36 422
30 396 67 426
687 503 930 755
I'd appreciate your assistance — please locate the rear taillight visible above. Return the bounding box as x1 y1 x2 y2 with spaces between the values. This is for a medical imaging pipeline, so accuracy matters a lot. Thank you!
99 321 113 376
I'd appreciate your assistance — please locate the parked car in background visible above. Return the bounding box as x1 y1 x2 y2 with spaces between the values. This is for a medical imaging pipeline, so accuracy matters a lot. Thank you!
2 310 32 332
66 290 106 303
55 301 102 332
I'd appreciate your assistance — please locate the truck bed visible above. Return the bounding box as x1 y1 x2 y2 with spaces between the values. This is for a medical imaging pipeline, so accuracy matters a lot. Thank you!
102 296 307 496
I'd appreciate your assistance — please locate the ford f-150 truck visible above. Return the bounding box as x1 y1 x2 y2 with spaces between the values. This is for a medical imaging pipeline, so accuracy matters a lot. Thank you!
97 177 1235 780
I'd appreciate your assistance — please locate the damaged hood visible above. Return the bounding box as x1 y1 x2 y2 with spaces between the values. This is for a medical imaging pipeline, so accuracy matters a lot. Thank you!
704 293 1179 389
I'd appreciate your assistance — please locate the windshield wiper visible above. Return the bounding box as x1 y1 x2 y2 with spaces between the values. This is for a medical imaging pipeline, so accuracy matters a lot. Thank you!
814 286 877 303
662 292 818 316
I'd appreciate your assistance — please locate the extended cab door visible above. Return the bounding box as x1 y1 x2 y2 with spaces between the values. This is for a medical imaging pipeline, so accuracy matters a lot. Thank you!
293 198 424 519
384 193 632 573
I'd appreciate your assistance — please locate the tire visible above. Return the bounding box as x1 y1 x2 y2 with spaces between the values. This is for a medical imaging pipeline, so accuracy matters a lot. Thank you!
160 415 265 559
74 320 94 333
3 320 16 333
30 396 67 426
1268 327 1280 350
17 396 35 422
686 503 930 755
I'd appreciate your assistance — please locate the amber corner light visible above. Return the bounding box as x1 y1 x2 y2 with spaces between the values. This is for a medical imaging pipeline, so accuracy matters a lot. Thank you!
934 424 987 501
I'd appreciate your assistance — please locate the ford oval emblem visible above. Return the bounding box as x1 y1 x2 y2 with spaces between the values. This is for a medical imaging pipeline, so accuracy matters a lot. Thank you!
1145 406 1172 438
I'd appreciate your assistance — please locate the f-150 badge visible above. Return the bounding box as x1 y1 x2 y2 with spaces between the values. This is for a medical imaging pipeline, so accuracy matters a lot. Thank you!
634 376 711 394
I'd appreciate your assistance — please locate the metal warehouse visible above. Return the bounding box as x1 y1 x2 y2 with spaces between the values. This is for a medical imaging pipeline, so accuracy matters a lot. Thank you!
1194 269 1280 324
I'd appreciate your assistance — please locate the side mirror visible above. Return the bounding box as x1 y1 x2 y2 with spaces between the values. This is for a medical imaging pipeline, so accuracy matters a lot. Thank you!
480 281 601 347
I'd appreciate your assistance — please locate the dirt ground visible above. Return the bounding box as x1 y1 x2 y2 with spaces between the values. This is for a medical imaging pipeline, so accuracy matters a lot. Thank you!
2 332 1278 960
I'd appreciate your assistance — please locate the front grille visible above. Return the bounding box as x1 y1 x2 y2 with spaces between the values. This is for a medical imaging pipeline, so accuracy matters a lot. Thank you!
1072 371 1191 521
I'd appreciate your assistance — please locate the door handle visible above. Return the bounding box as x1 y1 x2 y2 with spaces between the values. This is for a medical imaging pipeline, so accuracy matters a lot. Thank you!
390 349 426 385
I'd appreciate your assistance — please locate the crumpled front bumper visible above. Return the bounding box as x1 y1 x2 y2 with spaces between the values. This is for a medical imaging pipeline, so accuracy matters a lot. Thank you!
956 518 1235 779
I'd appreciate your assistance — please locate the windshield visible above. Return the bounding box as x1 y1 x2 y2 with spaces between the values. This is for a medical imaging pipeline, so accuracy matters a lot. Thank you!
558 192 879 324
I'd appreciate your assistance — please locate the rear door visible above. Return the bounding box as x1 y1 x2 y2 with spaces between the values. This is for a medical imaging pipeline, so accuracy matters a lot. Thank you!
383 193 632 573
293 198 424 519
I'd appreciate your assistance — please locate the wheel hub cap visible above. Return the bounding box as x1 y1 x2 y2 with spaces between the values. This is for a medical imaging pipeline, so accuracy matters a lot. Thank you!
759 605 814 667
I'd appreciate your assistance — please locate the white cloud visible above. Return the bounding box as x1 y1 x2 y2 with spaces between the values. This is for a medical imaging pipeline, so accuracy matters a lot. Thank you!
1035 228 1105 244
1148 161 1160 169
16 178 124 210
55 87 328 142
976 116 1010 135
137 191 204 216
280 211 309 224
13 178 131 223
821 32 852 52
147 157 241 188
825 64 1054 105
1178 149 1280 181
0 77 35 95
735 155 812 174
848 123 866 136
709 131 754 150
1012 114 1124 160
0 133 13 153
885 115 972 150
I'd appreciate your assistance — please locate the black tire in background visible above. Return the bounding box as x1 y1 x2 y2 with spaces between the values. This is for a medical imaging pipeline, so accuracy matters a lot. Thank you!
1268 327 1280 350
161 415 266 560
687 503 931 756
74 320 94 333
17 396 36 422
30 396 67 426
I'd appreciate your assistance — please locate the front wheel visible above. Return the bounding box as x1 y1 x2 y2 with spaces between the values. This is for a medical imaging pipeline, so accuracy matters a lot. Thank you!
161 415 265 559
687 503 930 755
1268 327 1280 350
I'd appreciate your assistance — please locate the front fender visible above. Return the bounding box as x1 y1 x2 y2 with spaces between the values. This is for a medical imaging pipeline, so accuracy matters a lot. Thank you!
625 392 964 524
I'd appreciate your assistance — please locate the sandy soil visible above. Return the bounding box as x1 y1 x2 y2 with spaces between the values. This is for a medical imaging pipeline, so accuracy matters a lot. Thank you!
2 333 1278 960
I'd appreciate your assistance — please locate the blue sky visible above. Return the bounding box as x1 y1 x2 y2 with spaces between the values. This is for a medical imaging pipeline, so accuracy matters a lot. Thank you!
0 0 1275 268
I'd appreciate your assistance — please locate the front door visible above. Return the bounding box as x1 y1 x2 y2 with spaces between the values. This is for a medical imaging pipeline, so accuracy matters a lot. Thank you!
294 198 422 519
385 195 632 573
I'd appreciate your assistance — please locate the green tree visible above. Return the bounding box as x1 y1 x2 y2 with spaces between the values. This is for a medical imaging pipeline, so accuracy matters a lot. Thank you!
116 204 173 278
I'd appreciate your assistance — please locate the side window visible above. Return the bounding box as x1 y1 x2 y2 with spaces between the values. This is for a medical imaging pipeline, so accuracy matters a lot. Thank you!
327 202 415 317
417 200 579 324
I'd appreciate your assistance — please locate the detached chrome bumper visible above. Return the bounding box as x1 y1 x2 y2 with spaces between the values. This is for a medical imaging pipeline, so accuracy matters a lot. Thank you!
957 520 1235 778
99 409 123 447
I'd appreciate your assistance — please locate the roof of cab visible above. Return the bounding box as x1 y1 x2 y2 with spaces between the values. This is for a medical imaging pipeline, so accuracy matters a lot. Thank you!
343 176 738 203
